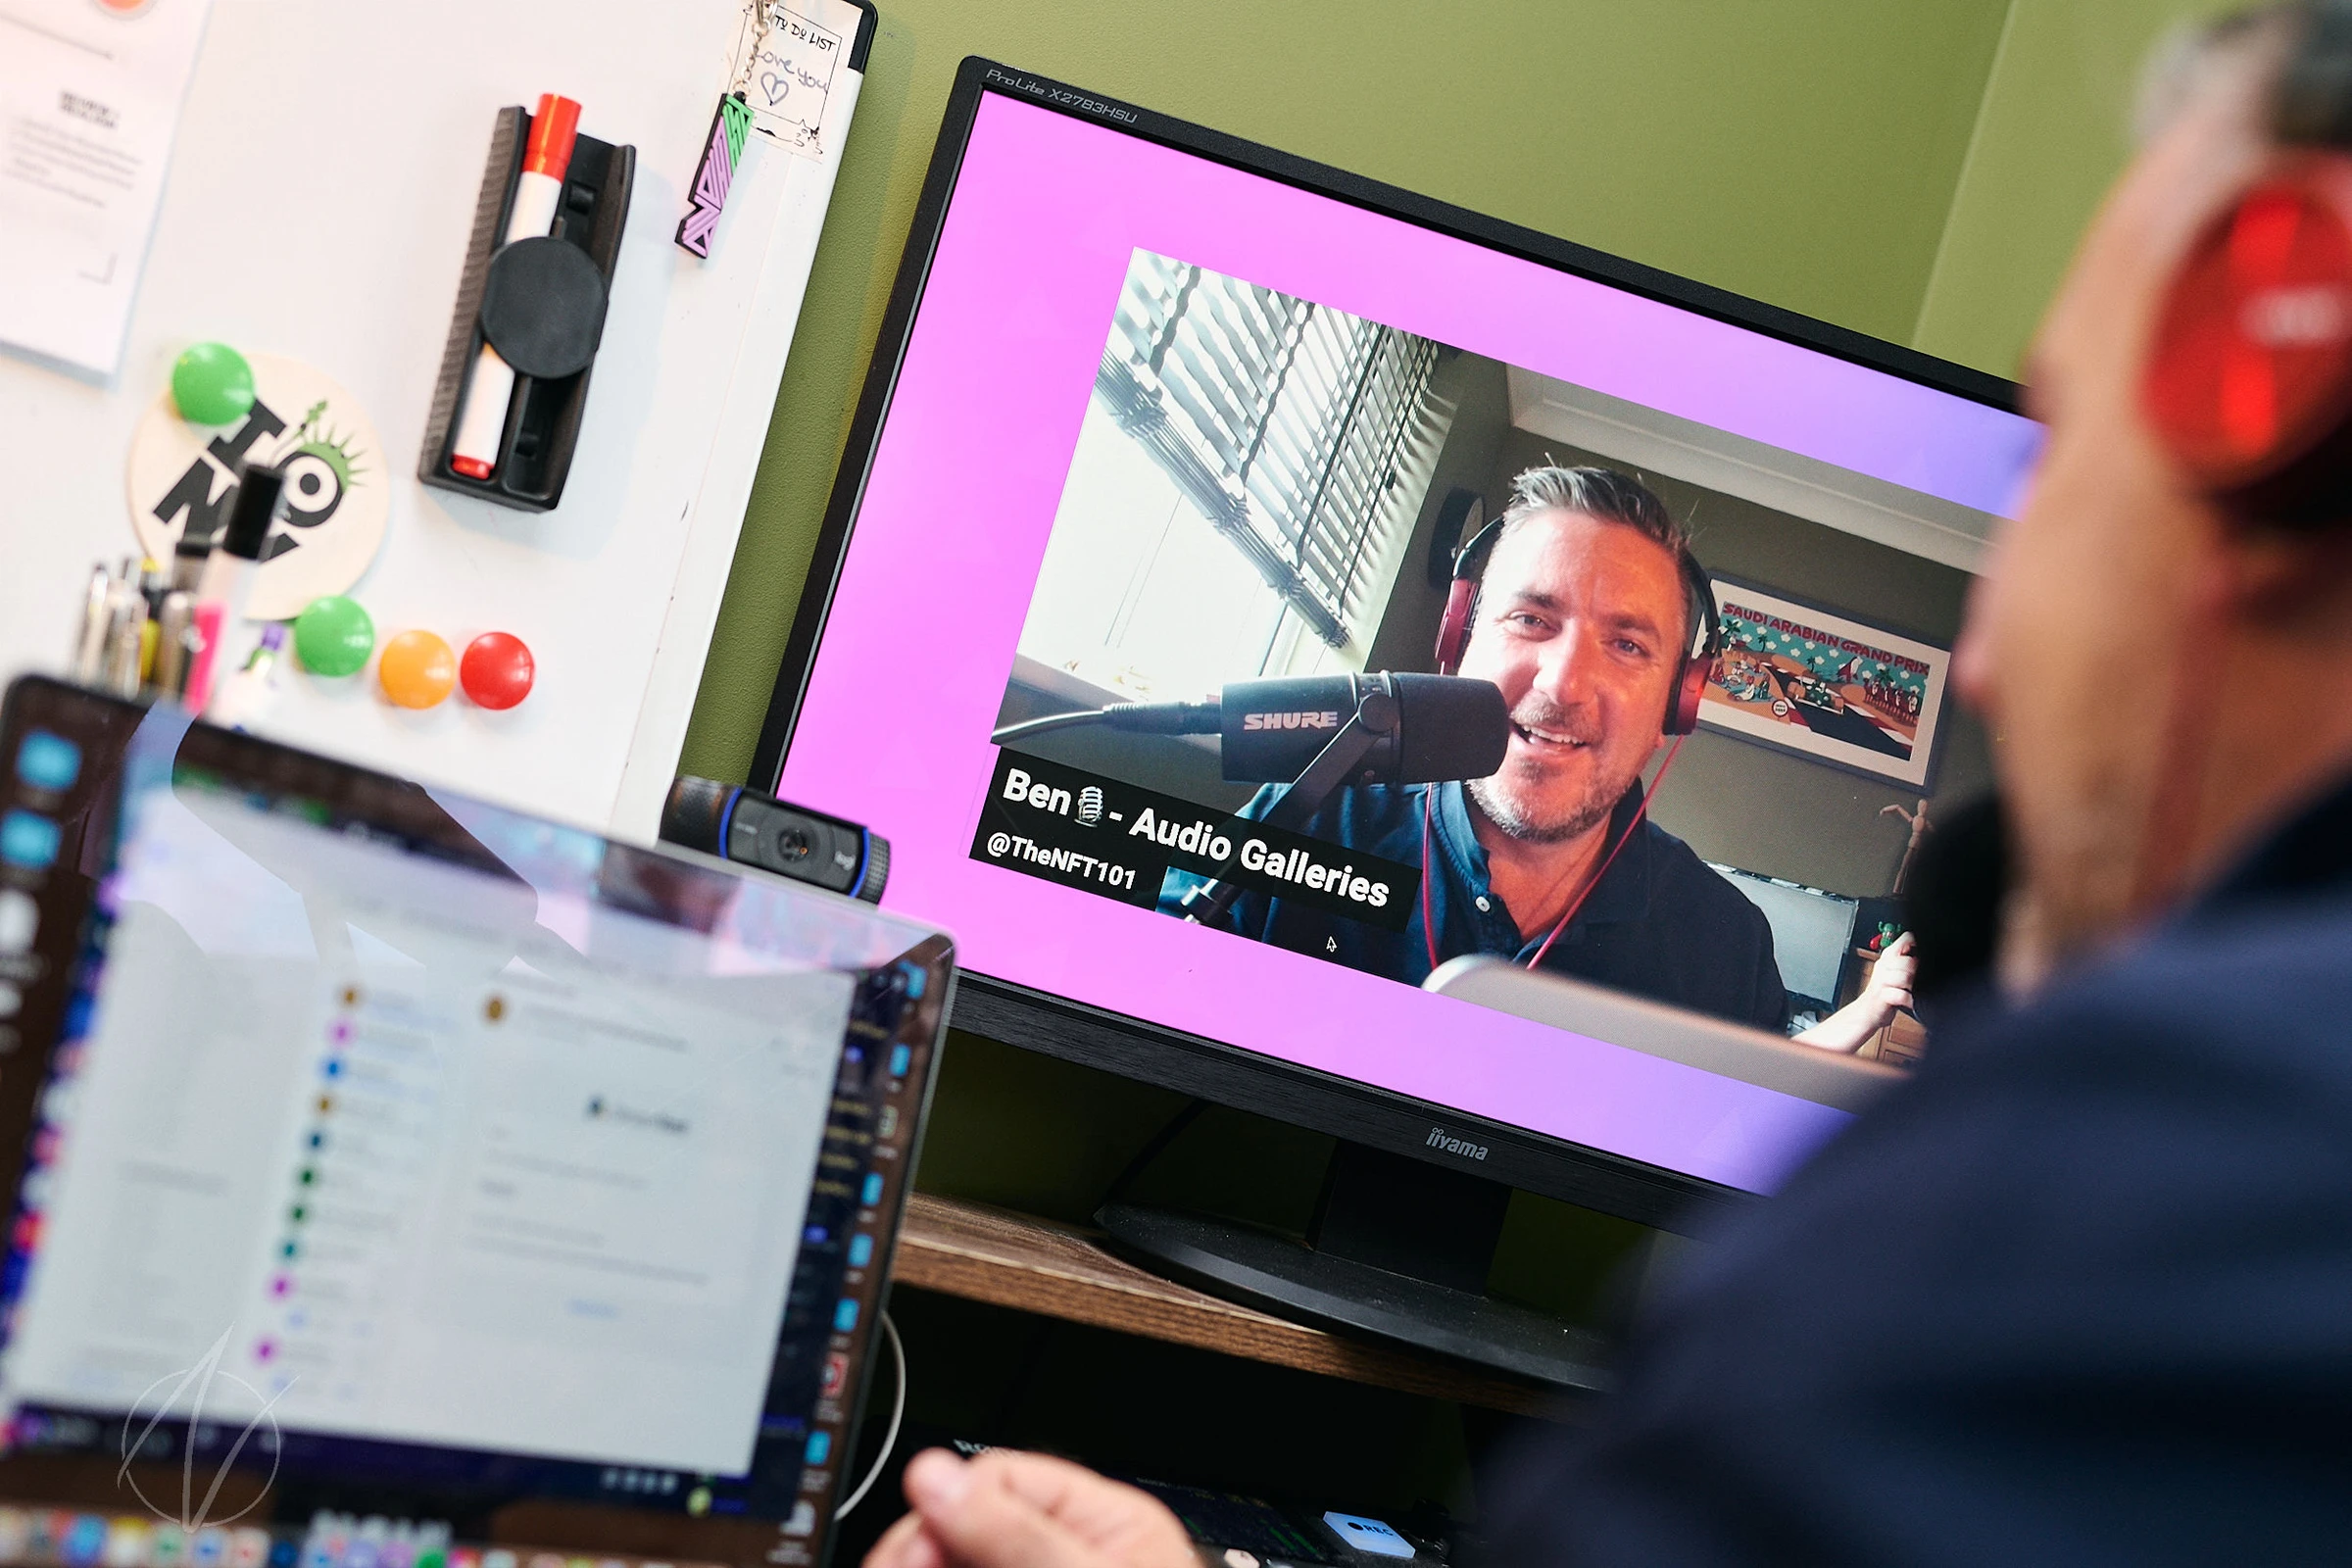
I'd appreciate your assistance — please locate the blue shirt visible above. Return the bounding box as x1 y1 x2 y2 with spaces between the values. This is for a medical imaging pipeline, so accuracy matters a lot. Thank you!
1486 772 2352 1564
1161 779 1789 1031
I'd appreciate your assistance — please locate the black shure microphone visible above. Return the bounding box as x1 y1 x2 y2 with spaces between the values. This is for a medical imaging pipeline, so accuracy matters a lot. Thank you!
1101 673 1511 784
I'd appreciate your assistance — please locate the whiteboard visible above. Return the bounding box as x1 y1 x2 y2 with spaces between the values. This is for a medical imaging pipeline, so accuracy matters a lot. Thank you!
0 0 866 838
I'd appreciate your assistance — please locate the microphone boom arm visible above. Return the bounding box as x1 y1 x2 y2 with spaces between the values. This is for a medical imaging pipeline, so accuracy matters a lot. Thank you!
1180 674 1400 930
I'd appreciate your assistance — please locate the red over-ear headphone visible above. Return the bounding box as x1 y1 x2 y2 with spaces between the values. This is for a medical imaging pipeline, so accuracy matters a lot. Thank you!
2146 153 2352 524
1433 515 1722 735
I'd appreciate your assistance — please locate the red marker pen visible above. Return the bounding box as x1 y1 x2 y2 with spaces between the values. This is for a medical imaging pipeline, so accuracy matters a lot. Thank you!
450 93 583 481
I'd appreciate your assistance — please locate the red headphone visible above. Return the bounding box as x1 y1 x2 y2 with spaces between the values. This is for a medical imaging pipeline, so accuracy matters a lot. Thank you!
1433 515 1721 735
2146 153 2352 522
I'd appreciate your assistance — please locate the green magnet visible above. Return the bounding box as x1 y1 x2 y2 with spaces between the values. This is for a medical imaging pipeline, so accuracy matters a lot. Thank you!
294 595 374 677
171 341 256 426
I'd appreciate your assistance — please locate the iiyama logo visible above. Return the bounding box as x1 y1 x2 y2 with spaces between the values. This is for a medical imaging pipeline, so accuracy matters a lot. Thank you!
1426 1127 1488 1160
1241 710 1342 731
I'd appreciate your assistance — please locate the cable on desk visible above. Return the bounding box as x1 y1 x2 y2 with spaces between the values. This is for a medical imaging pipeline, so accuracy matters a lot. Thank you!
836 1310 906 1519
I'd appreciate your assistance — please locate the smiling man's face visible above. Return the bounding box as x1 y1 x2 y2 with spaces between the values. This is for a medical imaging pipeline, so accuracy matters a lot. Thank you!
1455 509 1688 844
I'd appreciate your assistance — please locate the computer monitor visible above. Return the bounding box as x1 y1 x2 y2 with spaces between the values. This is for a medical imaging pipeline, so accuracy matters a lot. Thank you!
752 60 2034 1370
1711 865 1863 1015
0 677 953 1568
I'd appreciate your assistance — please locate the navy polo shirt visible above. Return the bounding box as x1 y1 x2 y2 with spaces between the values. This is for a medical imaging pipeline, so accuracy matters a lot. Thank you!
1161 779 1790 1031
1482 770 2352 1564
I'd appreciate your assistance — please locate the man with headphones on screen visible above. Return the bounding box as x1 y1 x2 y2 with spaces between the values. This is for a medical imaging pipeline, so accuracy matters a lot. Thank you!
1161 462 1917 1049
876 3 2352 1561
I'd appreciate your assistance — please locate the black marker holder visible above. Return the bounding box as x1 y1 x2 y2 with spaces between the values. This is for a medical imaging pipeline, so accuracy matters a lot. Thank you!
419 105 636 513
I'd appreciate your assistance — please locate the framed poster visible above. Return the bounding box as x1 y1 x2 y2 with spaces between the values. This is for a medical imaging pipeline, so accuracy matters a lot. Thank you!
1700 578 1953 789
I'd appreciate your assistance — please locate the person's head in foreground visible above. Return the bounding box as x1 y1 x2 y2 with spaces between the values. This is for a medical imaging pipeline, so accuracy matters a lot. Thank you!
1451 464 1698 849
870 5 2352 1563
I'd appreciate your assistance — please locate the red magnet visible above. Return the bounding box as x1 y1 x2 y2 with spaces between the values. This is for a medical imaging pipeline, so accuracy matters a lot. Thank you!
460 632 535 710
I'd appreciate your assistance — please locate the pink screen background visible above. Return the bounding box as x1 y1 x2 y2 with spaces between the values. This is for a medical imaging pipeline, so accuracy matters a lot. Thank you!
778 91 2039 1194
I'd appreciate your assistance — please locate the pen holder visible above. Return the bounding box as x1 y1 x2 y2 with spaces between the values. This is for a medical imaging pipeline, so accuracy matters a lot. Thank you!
419 104 636 513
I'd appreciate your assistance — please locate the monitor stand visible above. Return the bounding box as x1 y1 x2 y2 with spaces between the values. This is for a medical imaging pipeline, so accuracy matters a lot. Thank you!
1098 1141 1614 1392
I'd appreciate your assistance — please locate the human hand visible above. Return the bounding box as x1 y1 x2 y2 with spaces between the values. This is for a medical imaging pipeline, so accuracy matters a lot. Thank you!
1792 932 1917 1054
864 1448 1199 1568
1859 931 1916 1020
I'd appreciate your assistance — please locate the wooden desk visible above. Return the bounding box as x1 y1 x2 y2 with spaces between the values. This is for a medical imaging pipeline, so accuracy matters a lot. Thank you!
891 1194 1574 1419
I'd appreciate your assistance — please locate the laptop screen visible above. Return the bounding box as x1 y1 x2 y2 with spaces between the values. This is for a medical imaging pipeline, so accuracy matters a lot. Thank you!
0 679 953 1568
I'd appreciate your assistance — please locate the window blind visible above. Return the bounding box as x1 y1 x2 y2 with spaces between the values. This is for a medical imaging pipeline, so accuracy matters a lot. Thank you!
1094 256 1440 650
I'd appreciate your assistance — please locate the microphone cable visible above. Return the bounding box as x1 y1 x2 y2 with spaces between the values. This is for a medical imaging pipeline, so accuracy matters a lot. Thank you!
991 701 1221 746
990 710 1110 744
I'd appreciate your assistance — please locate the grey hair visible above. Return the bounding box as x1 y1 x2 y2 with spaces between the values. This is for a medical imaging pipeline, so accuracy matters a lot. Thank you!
1474 464 1698 643
2135 8 2296 146
2133 2 2352 150
1494 464 1687 556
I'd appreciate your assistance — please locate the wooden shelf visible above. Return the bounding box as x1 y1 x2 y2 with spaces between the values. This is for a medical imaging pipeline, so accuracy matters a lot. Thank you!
890 1194 1574 1418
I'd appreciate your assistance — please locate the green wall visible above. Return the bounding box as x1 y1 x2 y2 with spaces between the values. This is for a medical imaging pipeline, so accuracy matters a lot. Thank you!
674 1 2243 1288
680 0 2023 781
681 0 2237 782
1912 0 2243 373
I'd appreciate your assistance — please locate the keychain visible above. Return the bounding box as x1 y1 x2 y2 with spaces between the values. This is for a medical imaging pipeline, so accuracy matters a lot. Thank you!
676 1 769 258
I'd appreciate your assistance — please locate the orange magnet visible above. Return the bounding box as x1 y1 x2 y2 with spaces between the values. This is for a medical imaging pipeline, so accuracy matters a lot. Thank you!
378 630 457 709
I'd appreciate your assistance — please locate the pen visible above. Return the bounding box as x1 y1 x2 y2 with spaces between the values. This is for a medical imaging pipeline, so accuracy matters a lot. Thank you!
449 93 582 481
137 558 166 682
71 564 111 685
172 523 215 593
101 562 149 700
153 591 194 699
185 465 285 713
192 464 284 612
207 624 286 732
184 603 226 712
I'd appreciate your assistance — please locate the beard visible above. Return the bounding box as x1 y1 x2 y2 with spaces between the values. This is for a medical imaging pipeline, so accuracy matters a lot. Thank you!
1466 770 1623 844
1464 694 1646 845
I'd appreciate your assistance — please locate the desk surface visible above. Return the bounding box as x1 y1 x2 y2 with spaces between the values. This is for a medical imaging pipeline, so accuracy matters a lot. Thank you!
892 1194 1575 1419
